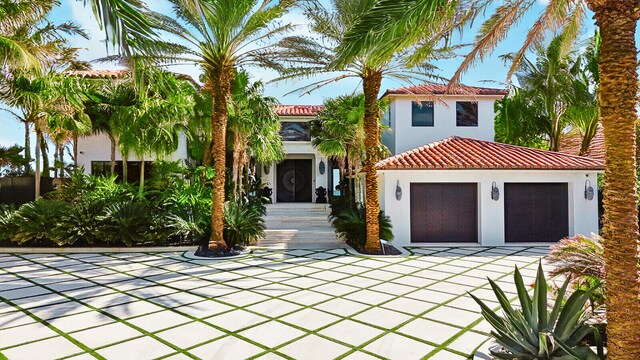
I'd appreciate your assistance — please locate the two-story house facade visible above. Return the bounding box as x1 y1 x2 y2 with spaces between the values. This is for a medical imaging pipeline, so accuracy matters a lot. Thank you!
371 83 603 247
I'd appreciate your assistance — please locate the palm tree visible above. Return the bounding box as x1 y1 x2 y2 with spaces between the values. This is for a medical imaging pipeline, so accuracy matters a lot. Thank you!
273 0 457 252
227 70 283 197
158 0 294 251
340 0 640 354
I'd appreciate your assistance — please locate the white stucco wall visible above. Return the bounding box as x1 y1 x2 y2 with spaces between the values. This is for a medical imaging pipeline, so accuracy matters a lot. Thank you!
76 132 189 173
379 169 600 247
385 95 501 154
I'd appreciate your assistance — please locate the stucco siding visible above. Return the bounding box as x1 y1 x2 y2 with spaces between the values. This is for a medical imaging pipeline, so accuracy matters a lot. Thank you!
389 95 498 154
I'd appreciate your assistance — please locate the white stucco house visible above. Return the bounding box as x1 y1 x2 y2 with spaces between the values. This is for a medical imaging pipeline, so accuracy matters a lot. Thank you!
371 83 604 246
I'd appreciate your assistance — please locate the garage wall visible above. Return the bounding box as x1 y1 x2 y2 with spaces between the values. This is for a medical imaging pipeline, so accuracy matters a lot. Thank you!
379 169 600 247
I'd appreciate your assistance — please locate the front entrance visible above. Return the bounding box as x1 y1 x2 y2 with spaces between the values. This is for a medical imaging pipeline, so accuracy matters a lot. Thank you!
276 159 313 202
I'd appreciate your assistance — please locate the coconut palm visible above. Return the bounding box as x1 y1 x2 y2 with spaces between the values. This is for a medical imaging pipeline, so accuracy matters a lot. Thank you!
155 0 295 251
272 0 457 252
341 0 640 354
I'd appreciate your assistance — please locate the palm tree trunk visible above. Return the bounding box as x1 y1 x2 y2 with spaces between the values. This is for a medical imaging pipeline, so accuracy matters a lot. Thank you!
35 130 42 199
232 131 241 198
57 144 64 178
362 69 383 252
40 135 49 178
203 138 212 166
73 133 79 168
122 155 128 183
109 134 116 176
589 1 640 356
209 68 232 251
138 156 145 195
23 121 31 175
53 143 59 179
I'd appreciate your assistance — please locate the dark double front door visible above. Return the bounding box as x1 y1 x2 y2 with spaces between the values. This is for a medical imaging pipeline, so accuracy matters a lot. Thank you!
276 159 312 202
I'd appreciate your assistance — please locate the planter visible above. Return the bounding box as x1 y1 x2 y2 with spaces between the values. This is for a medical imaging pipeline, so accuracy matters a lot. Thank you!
474 340 606 360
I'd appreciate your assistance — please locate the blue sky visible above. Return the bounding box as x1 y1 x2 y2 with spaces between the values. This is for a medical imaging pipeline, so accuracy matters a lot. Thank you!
1 0 600 149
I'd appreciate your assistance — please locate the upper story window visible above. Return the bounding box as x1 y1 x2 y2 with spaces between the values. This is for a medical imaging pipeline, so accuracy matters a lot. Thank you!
280 122 310 141
412 101 434 127
456 101 478 127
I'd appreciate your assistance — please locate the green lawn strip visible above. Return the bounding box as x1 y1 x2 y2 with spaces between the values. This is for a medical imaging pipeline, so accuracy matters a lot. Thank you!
7 255 204 359
0 351 7 360
0 287 104 358
328 247 544 359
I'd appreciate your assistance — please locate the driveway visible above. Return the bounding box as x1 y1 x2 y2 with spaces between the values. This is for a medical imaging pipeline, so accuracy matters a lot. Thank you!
0 246 547 359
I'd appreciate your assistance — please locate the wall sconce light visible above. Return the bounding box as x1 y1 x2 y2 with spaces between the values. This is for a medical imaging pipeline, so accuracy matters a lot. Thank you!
319 159 326 175
491 181 500 201
263 164 270 175
395 180 402 201
584 180 594 201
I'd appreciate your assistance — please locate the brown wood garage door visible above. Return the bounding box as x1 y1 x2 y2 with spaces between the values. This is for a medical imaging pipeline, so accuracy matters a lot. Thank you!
504 183 569 243
410 183 478 243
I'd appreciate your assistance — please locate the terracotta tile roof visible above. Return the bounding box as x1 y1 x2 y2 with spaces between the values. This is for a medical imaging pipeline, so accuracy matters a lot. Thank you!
382 83 508 97
558 124 605 162
376 136 604 170
274 105 324 116
64 69 130 79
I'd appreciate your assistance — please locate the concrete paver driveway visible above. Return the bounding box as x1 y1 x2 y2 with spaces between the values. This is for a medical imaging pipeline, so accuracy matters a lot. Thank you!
0 246 547 359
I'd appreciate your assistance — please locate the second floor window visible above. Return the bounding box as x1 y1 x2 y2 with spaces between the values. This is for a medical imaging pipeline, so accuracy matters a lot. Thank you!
412 101 434 127
280 122 311 141
456 101 478 126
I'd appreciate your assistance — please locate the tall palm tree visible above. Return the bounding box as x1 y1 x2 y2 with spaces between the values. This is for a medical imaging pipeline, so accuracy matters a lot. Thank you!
274 0 457 252
341 0 640 355
159 0 294 251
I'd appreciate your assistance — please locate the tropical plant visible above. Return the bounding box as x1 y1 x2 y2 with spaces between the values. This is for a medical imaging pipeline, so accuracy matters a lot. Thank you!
330 206 393 250
546 234 634 310
227 70 284 197
11 199 70 245
0 145 28 176
344 0 640 353
222 200 265 249
273 0 458 252
53 200 105 245
0 205 17 241
97 201 166 246
494 88 548 149
167 202 210 244
138 0 296 252
469 263 602 360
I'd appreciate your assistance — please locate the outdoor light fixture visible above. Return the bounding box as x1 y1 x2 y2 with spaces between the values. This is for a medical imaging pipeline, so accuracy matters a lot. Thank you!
584 179 594 201
263 164 270 175
319 159 326 175
395 180 402 201
491 182 500 201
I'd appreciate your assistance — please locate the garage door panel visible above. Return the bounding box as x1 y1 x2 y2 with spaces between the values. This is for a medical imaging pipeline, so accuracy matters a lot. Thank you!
505 183 568 243
410 183 478 243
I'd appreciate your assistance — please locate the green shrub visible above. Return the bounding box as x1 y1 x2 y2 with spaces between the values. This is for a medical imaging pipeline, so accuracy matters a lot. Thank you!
12 200 70 245
470 262 603 360
0 205 17 241
97 201 167 246
330 206 393 249
53 201 105 246
167 202 210 244
223 200 265 248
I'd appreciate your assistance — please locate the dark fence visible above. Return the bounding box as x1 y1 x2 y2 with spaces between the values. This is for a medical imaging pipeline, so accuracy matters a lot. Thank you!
0 177 55 206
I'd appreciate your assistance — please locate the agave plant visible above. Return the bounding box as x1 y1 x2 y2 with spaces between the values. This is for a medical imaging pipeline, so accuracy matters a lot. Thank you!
469 263 603 360
330 206 393 249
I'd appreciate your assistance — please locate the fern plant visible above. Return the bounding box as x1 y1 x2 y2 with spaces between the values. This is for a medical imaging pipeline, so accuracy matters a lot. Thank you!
470 263 603 360
330 206 393 249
